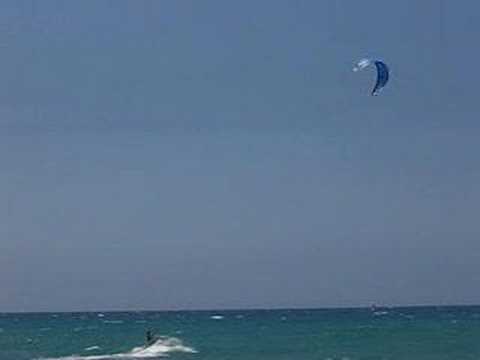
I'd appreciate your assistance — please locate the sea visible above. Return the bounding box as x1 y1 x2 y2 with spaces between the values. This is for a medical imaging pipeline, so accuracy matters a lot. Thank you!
1 306 480 360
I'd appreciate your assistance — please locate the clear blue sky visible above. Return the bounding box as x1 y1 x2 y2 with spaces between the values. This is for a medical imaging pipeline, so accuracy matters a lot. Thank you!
1 0 479 312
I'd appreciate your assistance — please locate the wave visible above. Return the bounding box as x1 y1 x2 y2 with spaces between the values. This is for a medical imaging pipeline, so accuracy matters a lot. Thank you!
85 347 101 352
36 336 197 360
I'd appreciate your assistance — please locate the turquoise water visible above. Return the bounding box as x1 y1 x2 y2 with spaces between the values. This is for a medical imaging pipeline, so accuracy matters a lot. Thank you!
1 306 480 360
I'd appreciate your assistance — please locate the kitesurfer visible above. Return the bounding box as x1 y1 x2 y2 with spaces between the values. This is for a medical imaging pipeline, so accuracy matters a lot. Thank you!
146 330 155 346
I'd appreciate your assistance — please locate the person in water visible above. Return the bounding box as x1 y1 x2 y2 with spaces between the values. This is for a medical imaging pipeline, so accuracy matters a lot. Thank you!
145 330 155 346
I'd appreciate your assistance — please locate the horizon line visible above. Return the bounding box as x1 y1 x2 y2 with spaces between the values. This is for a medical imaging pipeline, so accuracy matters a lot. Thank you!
2 302 480 315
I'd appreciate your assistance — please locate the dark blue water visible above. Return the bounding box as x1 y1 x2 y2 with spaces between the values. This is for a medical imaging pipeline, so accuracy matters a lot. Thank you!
1 306 480 360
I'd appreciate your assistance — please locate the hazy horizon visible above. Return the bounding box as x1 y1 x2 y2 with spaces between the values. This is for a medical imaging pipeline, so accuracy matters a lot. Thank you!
4 301 480 315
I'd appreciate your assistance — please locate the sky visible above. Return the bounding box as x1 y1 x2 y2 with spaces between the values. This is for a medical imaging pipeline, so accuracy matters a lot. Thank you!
1 0 480 312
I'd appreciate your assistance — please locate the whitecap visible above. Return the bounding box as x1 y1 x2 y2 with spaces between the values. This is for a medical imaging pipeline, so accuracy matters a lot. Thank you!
210 315 224 320
85 346 101 352
128 337 197 357
97 313 105 318
35 336 197 360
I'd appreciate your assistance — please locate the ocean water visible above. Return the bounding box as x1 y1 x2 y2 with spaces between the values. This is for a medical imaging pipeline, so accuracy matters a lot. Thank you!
1 306 480 360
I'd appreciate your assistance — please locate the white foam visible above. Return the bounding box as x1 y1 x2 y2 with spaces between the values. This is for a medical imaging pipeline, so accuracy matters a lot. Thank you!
36 336 197 360
210 315 224 320
85 346 101 352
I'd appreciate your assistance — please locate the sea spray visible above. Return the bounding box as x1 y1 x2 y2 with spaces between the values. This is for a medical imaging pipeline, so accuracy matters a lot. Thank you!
36 336 197 360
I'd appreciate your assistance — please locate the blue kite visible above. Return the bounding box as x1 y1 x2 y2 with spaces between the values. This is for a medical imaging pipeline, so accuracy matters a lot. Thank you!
353 58 390 96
